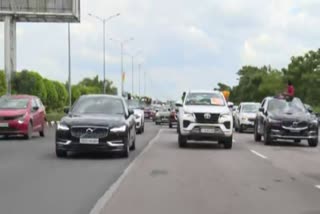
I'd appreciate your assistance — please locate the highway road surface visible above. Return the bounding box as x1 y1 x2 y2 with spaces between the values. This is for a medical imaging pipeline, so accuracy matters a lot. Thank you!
0 122 160 214
102 128 320 214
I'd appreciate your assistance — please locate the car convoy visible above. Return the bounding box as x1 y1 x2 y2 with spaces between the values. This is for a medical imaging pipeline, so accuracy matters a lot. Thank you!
0 90 318 157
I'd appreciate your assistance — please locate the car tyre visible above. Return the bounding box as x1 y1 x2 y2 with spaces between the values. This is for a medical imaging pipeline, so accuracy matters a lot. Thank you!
121 136 130 158
178 133 187 148
263 128 272 145
223 137 233 149
130 137 136 151
56 148 67 158
239 124 243 133
254 123 262 142
24 122 33 140
39 123 45 137
169 122 173 129
308 138 318 147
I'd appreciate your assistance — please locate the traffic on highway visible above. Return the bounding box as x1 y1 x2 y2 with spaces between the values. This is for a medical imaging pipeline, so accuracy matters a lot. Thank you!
1 1 320 214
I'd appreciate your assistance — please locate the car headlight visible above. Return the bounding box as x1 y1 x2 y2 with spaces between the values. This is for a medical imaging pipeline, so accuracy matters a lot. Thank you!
268 118 281 124
135 114 141 119
57 123 70 131
17 114 27 124
183 111 194 117
220 113 232 121
110 125 126 133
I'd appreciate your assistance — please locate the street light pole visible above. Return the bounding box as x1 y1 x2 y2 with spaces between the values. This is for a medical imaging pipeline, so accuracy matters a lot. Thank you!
131 56 134 95
88 13 120 94
121 42 124 96
144 71 146 96
103 19 106 94
138 64 141 97
68 23 72 108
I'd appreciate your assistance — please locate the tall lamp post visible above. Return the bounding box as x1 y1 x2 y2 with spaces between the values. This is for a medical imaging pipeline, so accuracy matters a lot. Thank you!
88 12 120 94
110 37 134 96
127 50 142 95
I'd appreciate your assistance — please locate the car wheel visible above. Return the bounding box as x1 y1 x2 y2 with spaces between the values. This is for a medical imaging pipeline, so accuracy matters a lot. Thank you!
56 148 67 158
142 124 145 133
308 138 318 147
169 122 173 129
178 133 187 148
239 124 243 133
254 123 262 142
39 123 46 137
263 128 272 145
223 137 233 149
130 135 136 151
121 135 130 158
24 122 33 140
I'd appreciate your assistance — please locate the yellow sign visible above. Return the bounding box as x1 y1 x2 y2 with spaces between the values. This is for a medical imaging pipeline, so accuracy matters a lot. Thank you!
222 91 230 100
122 72 126 81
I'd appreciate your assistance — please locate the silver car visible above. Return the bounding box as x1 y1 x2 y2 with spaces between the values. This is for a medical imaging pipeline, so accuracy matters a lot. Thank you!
234 102 260 132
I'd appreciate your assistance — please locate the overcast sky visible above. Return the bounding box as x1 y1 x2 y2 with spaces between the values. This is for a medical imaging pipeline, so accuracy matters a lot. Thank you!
0 0 319 100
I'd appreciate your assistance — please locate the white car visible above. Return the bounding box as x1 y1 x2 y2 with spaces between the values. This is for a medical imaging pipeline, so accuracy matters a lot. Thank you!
177 90 233 149
127 100 145 134
234 102 260 132
133 109 145 134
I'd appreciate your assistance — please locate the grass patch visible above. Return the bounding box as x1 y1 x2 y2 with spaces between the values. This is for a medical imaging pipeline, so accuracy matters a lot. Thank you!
46 112 65 122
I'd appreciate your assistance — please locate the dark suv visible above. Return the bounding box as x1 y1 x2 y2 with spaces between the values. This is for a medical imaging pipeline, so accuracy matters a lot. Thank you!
254 97 319 147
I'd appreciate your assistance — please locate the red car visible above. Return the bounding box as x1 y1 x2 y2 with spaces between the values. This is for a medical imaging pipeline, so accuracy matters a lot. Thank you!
0 95 46 139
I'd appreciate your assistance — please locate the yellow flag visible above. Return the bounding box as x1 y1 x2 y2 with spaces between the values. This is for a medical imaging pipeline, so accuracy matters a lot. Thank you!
122 72 126 82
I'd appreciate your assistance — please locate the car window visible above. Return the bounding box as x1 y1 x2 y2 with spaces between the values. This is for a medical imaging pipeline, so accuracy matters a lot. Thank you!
185 93 225 106
267 98 306 113
36 98 43 108
0 98 29 109
32 99 38 108
241 104 260 113
71 97 125 115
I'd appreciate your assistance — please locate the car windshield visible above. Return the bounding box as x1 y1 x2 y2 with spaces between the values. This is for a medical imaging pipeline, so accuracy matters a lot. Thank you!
0 98 29 109
185 93 225 106
267 98 306 113
71 97 124 115
127 100 142 109
242 104 260 113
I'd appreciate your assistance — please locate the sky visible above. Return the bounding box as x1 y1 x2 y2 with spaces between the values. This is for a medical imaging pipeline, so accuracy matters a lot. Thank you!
0 0 320 100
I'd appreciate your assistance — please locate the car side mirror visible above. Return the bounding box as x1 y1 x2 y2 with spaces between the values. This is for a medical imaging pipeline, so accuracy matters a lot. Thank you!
64 107 70 114
175 108 179 113
176 102 183 107
128 109 134 116
259 107 264 112
227 102 234 108
33 106 39 111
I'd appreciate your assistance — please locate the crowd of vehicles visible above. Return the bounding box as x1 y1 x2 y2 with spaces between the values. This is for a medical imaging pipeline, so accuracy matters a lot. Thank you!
0 91 318 156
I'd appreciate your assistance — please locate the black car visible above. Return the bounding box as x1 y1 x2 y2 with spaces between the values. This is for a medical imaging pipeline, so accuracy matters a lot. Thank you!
254 97 319 147
55 95 136 158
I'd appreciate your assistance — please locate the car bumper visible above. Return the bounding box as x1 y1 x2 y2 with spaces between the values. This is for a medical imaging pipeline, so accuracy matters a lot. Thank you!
0 121 29 135
240 121 255 129
180 123 233 139
270 128 318 140
56 139 127 152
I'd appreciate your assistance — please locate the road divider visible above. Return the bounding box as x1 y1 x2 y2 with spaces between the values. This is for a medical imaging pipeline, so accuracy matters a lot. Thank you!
250 149 268 159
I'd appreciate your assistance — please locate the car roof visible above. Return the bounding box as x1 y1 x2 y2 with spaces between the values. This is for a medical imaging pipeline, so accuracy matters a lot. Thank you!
80 94 122 99
2 95 35 99
240 102 260 105
187 90 223 95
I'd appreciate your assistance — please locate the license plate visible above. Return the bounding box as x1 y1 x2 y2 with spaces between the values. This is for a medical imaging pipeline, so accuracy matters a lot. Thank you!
0 123 8 128
80 138 99 144
201 128 215 134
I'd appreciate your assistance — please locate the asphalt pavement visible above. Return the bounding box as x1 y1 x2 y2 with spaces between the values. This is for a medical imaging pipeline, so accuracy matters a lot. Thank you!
0 121 160 214
102 128 320 214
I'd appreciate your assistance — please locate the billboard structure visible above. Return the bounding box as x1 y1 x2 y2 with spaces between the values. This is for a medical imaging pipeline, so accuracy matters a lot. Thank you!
0 0 80 94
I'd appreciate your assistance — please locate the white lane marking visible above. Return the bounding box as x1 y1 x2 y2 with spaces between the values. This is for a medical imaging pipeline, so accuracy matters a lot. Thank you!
89 129 162 214
315 185 320 190
250 150 268 159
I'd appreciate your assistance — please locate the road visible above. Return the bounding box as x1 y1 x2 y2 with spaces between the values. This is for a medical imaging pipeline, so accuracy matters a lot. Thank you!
102 128 320 214
0 121 160 214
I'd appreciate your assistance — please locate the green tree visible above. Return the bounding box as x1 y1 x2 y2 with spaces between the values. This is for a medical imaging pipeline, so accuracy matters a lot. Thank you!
52 81 68 109
0 70 7 96
43 79 58 112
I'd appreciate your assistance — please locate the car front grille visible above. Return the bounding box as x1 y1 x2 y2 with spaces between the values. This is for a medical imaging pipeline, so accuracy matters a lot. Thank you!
282 121 308 128
71 127 109 139
194 113 220 124
0 115 21 121
248 118 255 122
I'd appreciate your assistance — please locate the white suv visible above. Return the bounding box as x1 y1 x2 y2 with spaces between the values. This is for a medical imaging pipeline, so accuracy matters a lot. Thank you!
177 90 233 149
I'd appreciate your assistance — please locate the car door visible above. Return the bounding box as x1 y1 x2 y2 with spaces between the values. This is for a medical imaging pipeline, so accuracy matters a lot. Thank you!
31 98 41 131
235 105 241 127
124 100 135 144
